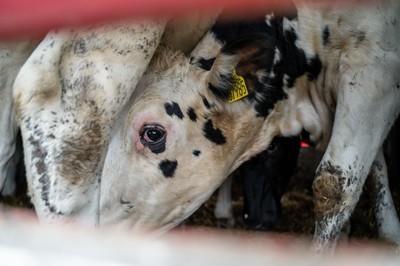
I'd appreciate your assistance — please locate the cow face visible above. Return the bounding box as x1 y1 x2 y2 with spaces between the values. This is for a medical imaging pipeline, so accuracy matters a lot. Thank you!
100 35 292 233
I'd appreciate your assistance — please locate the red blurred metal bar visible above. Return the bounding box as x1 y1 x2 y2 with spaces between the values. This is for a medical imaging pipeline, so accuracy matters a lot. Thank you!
0 0 366 39
0 0 286 39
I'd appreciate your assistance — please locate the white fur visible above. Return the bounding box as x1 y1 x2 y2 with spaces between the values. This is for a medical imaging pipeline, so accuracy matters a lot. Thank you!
13 19 166 225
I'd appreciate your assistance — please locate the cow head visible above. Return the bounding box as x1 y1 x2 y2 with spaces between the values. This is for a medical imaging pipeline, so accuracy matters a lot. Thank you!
99 34 307 233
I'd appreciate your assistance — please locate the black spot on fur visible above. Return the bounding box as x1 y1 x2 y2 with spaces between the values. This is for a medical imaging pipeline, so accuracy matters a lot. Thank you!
307 56 322 81
262 24 320 91
187 107 198 122
209 82 230 100
159 159 178 178
352 30 366 48
202 97 211 109
165 102 184 119
214 34 288 117
28 134 58 213
316 161 344 177
196 57 215 71
323 26 330 46
120 199 130 204
211 19 270 44
193 150 201 156
210 3 298 44
120 198 134 212
280 28 308 87
73 38 88 55
202 119 226 145
249 77 287 117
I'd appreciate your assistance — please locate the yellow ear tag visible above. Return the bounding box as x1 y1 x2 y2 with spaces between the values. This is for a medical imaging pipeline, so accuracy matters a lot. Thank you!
229 70 249 103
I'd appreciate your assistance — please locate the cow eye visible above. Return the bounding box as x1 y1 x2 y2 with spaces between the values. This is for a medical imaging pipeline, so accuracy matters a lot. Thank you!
140 124 167 154
140 124 166 143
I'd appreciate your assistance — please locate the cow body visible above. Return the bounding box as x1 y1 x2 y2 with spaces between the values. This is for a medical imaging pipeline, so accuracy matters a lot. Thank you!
100 0 400 251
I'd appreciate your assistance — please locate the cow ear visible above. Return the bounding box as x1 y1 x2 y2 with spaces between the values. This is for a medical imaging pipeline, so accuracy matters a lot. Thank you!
207 34 277 102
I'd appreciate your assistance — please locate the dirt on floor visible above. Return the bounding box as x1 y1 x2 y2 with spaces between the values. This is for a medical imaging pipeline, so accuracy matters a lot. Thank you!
1 147 399 246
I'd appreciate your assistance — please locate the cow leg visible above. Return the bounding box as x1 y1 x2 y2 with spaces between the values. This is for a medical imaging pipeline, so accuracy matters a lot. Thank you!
0 40 38 194
311 63 400 252
214 175 234 228
0 141 22 196
0 46 17 192
369 149 400 245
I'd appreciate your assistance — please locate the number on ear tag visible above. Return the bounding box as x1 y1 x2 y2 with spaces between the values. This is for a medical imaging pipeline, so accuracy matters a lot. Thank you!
229 70 249 103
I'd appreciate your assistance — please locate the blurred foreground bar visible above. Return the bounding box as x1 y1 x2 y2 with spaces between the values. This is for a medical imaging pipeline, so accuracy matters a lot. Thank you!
0 208 398 266
0 0 368 39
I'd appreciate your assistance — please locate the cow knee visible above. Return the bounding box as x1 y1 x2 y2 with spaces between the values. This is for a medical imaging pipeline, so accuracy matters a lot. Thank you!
312 171 344 221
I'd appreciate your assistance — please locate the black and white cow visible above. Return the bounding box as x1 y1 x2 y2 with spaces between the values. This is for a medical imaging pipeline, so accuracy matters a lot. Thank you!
214 136 300 230
99 0 400 252
240 136 301 230
182 10 303 230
